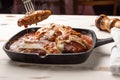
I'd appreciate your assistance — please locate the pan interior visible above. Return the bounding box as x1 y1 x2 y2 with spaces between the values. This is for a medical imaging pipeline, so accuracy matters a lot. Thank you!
4 27 96 56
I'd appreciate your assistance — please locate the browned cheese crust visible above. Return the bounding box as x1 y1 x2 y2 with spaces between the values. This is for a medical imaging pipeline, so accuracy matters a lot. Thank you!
10 23 92 54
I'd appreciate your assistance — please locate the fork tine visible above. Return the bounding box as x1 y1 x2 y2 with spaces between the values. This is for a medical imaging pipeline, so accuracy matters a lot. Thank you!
24 3 29 12
27 2 31 12
23 0 29 12
22 0 35 12
29 1 35 10
27 1 34 11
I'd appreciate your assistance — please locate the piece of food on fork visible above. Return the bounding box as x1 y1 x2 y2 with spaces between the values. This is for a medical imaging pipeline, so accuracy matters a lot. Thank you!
17 10 51 28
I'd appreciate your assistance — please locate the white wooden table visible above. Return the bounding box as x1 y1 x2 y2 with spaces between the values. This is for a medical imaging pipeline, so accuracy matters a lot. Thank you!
0 14 120 80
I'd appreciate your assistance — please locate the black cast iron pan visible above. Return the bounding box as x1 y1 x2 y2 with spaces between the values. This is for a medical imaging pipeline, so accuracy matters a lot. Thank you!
3 27 114 64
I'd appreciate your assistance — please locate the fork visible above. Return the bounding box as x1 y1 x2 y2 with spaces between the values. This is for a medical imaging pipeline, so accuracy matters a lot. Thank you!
22 0 35 13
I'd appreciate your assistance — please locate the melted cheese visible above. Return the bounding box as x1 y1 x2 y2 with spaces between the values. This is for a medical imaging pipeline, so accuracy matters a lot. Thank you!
10 23 91 54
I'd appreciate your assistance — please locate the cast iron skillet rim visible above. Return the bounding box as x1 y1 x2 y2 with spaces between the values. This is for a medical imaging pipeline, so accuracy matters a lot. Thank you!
3 27 96 56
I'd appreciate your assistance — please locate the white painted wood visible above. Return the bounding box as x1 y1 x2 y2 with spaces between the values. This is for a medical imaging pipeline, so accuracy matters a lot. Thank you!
0 14 120 80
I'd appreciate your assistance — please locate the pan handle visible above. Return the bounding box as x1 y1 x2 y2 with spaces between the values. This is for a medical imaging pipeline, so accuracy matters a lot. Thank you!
95 37 114 48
